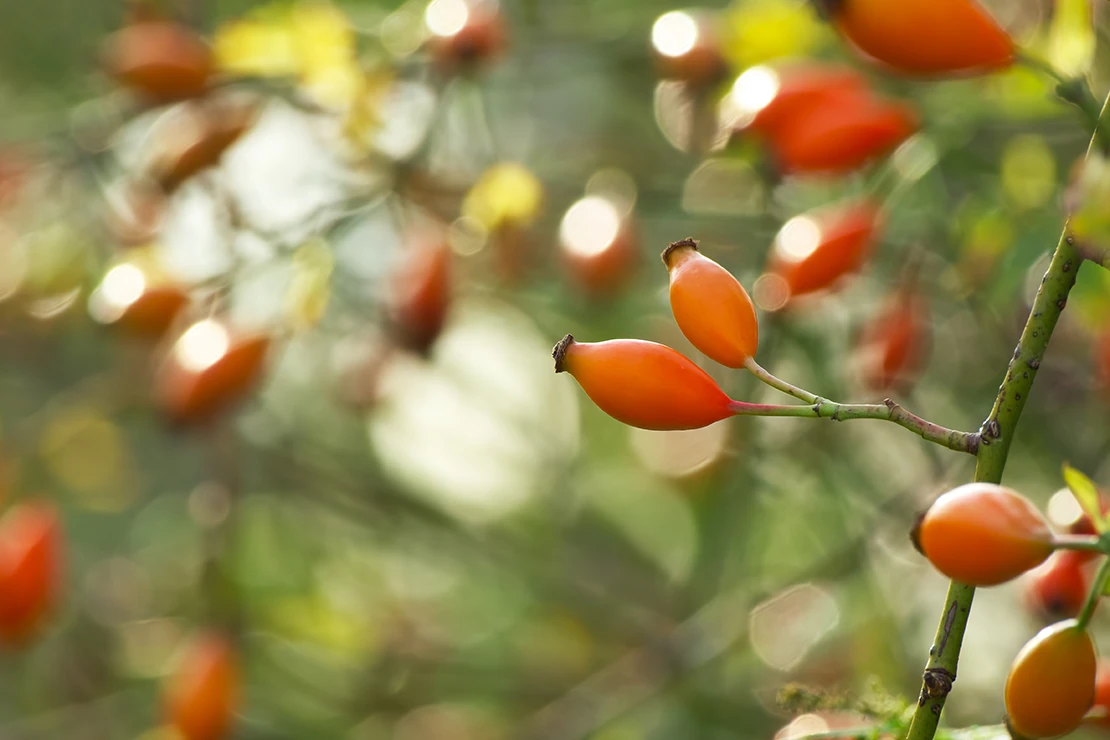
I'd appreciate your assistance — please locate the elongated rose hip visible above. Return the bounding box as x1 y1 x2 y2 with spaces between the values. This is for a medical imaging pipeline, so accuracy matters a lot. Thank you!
663 238 758 368
819 0 1014 77
553 335 734 430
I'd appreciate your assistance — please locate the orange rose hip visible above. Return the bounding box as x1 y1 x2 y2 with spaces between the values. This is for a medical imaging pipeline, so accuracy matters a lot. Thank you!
0 501 62 646
156 320 271 425
553 335 735 431
766 200 881 301
663 238 758 368
821 0 1014 77
165 632 240 740
1005 619 1096 738
103 20 214 102
914 482 1053 586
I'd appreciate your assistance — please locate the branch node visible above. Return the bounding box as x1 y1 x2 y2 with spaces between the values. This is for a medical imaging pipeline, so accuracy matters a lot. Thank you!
919 668 955 705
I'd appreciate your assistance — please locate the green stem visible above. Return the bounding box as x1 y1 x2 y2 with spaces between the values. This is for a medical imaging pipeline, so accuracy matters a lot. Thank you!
738 360 978 454
1051 534 1105 553
1016 50 1107 150
904 90 1110 740
1077 557 1110 630
744 357 819 403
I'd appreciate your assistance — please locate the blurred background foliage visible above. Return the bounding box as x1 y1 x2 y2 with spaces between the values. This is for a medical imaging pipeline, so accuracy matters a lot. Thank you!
1 0 1110 738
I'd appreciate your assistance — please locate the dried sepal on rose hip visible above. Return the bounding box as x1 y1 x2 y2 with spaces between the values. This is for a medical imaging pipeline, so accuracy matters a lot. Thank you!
0 501 62 647
553 335 735 431
663 238 758 369
164 631 239 740
912 482 1054 586
813 0 1014 77
1005 619 1096 739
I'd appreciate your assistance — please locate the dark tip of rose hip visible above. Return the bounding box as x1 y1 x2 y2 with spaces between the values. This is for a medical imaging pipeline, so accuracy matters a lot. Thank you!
661 237 699 268
909 508 928 556
552 334 575 373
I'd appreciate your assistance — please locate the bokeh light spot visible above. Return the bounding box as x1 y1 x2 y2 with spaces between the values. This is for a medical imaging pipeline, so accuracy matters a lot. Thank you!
1047 487 1084 530
629 420 730 479
175 320 230 373
775 714 830 740
730 65 779 118
101 263 145 308
749 583 839 671
425 0 469 38
652 11 698 58
774 216 821 263
753 273 790 311
560 196 621 258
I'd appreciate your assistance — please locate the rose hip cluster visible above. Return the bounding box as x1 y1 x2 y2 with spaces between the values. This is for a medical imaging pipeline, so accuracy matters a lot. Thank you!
914 480 1110 737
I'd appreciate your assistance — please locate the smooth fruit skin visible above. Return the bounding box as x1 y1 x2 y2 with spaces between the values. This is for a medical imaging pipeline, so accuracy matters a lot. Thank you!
772 96 917 175
388 239 451 354
122 287 190 338
916 482 1053 586
553 335 734 431
1023 551 1092 622
165 632 239 740
104 21 214 102
1005 619 1096 739
767 200 881 300
663 239 758 368
739 65 869 139
0 502 61 646
829 0 1014 77
156 329 270 425
857 289 930 392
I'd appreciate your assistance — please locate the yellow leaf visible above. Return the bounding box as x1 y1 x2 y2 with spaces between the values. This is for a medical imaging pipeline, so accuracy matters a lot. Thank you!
719 0 828 69
1047 0 1095 77
213 15 298 78
462 163 544 231
291 3 355 74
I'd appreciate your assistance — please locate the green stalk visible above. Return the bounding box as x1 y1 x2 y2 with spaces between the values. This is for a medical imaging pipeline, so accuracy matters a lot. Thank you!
727 398 977 453
1077 557 1110 631
739 359 978 454
1051 535 1105 554
904 88 1110 740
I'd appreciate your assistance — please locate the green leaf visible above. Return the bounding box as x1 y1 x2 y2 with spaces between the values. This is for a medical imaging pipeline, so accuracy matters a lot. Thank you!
1064 463 1106 533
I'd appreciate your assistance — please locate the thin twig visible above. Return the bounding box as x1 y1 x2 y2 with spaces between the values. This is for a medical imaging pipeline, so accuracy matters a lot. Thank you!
739 359 978 454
